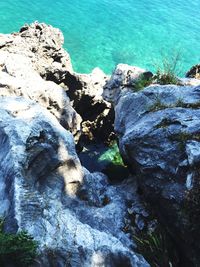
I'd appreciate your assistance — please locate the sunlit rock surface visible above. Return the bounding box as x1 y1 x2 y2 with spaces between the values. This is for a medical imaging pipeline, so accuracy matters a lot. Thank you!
0 97 149 267
0 50 81 139
113 83 200 265
0 22 150 267
103 64 153 104
0 22 72 76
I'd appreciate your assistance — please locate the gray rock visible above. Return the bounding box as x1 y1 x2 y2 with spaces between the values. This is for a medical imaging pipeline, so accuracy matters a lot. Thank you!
49 66 114 143
0 22 114 143
113 84 200 265
178 77 200 86
64 67 114 143
186 64 200 79
103 64 153 104
0 22 72 76
0 97 149 267
0 51 81 138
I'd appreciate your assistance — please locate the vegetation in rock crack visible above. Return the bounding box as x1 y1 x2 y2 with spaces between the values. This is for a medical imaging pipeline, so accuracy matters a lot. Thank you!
0 218 38 267
169 131 200 151
99 141 125 166
133 75 153 91
99 141 130 181
149 98 200 113
133 226 179 267
153 51 182 85
149 99 169 112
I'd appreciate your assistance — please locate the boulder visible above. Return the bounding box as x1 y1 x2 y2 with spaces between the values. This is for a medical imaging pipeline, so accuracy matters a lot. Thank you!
0 22 115 143
113 84 200 265
44 64 114 143
178 77 200 86
0 51 81 139
186 64 200 79
0 96 149 267
103 64 153 104
0 22 72 77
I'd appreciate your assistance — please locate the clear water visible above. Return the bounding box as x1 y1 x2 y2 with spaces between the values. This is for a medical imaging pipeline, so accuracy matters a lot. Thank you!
0 0 199 75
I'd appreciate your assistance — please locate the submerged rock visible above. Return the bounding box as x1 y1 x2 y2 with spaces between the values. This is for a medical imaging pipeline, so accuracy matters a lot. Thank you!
113 83 200 265
0 97 149 267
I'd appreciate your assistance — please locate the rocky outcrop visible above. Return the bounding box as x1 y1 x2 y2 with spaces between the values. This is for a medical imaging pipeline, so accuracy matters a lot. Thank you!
103 64 153 104
186 64 200 79
0 50 81 138
0 96 149 267
63 68 114 143
0 21 113 144
0 22 114 143
0 23 150 266
0 22 72 77
112 83 200 265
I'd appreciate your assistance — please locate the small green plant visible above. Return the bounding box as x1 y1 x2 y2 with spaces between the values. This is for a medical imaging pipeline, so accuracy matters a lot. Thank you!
149 99 168 112
134 75 153 91
0 219 38 267
99 141 125 166
155 118 174 129
99 141 130 181
154 50 182 85
133 228 179 267
169 131 200 152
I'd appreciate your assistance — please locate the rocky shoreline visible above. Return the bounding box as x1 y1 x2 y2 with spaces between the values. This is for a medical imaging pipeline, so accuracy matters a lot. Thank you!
0 22 200 267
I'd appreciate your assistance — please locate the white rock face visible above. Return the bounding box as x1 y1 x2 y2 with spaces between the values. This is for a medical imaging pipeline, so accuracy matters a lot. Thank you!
0 50 81 137
114 83 200 265
0 22 72 76
0 22 150 267
0 22 115 143
103 64 153 103
0 97 149 267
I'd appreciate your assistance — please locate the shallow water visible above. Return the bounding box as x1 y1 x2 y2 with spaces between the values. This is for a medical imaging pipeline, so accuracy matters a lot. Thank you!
0 0 200 74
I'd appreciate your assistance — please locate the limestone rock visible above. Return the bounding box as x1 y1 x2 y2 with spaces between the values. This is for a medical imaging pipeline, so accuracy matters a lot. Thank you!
186 64 200 79
178 77 200 86
0 22 114 143
103 64 153 104
0 97 149 267
114 84 200 265
0 22 72 76
0 51 81 138
51 66 114 143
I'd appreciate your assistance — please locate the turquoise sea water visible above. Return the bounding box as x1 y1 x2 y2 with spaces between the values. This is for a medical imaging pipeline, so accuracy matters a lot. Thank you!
0 0 200 75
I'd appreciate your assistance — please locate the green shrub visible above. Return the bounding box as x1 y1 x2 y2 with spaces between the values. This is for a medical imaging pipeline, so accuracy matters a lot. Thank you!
149 99 168 112
0 219 38 267
99 141 130 181
154 51 182 85
134 75 153 91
